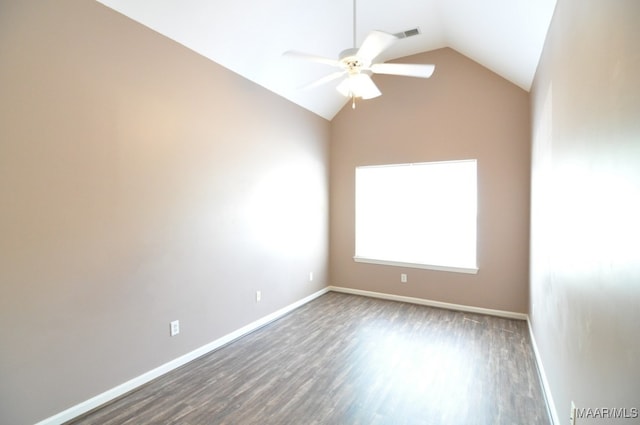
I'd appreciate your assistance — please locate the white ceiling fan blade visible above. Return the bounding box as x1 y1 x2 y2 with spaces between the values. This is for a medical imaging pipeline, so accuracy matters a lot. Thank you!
283 50 341 68
299 71 347 90
336 73 381 99
370 63 436 78
356 31 399 65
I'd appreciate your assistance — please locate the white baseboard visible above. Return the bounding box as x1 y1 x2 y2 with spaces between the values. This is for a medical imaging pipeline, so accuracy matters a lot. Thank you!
526 318 561 425
38 286 557 425
36 287 330 425
328 286 528 320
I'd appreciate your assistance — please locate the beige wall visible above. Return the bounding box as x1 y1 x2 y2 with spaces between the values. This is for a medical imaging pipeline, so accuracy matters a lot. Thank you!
0 1 329 424
530 0 640 422
330 48 531 313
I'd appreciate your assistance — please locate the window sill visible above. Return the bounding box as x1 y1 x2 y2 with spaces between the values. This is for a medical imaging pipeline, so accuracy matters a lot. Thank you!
353 256 479 275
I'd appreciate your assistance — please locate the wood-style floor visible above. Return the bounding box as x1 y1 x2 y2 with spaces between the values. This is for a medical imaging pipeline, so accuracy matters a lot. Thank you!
68 292 551 425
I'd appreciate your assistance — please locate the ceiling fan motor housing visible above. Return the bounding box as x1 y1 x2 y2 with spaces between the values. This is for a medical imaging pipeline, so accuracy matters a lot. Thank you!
339 48 367 74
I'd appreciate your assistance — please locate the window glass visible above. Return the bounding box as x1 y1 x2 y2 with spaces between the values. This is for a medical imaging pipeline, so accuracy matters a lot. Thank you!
355 160 478 274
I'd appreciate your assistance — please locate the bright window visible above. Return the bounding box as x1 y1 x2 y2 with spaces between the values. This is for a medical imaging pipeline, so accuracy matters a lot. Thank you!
354 160 478 274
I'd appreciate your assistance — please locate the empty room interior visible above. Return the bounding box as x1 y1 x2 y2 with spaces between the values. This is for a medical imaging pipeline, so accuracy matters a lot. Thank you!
1 0 638 424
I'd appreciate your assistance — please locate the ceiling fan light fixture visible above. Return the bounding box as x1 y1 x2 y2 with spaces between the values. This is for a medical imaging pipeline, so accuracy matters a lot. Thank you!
336 73 381 100
336 76 355 97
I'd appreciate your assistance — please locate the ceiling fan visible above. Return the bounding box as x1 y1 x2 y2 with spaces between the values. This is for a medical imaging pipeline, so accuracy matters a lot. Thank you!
284 0 435 108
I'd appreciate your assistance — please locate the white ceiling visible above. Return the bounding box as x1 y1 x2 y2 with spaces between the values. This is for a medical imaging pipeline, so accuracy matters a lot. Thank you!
96 0 557 120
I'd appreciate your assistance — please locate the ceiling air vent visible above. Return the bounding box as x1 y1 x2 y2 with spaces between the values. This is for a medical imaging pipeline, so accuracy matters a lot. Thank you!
394 27 421 39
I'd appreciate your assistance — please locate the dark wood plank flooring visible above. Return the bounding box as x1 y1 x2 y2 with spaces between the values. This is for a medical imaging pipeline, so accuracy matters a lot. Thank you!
67 292 551 425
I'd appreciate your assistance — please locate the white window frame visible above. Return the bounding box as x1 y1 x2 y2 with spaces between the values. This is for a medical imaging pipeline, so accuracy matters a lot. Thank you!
354 159 478 274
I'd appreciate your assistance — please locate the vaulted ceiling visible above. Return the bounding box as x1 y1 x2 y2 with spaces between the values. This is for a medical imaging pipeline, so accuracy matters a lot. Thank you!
96 0 557 120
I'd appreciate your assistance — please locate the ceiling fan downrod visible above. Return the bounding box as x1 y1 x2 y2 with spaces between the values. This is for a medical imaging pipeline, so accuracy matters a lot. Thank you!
351 0 358 110
352 0 357 49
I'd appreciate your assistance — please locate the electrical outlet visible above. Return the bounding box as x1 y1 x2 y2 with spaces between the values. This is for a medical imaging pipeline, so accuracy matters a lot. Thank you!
401 273 408 283
170 320 180 337
570 401 576 425
256 290 261 302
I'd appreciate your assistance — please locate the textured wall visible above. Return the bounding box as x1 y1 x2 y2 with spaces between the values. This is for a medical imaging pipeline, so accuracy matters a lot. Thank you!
330 47 531 313
530 0 640 423
0 1 329 424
